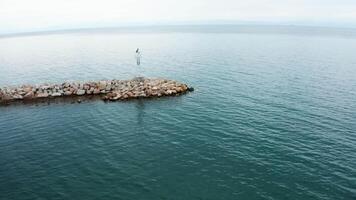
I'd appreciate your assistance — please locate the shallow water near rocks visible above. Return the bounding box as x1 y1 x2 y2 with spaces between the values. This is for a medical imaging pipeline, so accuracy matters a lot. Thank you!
0 25 356 200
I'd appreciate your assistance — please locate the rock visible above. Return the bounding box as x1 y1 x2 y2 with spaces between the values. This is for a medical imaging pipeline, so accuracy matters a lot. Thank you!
188 87 194 92
105 85 112 91
77 99 82 103
76 89 85 95
63 82 70 88
36 92 49 98
106 82 112 89
51 92 62 97
64 91 73 96
18 91 26 96
86 89 93 95
41 85 51 90
138 92 146 97
93 88 101 94
127 92 134 97
113 94 121 100
23 87 32 93
106 93 116 99
165 90 173 95
24 91 35 99
182 85 188 91
12 94 23 100
98 81 107 90
1 94 13 101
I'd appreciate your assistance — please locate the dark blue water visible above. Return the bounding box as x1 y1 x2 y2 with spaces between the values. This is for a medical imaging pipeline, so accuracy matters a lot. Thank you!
1 26 356 200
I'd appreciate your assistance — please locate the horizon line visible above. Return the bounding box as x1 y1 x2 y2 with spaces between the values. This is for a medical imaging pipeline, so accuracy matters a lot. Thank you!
1 23 356 38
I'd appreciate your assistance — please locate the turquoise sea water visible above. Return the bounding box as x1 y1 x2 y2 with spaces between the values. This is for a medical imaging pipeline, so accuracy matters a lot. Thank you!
0 26 356 200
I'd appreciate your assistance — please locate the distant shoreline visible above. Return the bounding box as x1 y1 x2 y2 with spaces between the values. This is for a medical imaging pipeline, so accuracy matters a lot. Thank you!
1 24 356 39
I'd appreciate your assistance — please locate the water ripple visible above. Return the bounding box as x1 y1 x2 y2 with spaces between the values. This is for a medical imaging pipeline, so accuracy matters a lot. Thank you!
1 29 356 200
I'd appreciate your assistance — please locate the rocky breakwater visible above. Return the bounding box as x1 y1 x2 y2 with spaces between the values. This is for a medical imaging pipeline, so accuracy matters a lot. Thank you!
0 78 193 105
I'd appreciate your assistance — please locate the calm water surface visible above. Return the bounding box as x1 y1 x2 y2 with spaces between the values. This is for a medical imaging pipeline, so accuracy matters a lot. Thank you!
0 26 356 200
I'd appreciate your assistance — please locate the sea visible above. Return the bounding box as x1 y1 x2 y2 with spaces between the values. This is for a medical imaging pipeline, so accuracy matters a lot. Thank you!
0 25 356 200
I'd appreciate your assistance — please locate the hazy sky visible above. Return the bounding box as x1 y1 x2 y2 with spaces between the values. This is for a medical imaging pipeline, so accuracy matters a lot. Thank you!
1 0 356 34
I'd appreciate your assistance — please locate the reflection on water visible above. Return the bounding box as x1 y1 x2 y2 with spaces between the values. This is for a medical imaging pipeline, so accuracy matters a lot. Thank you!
135 100 145 128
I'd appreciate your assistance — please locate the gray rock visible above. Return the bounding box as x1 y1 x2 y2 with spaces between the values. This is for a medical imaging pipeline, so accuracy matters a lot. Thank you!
188 87 194 92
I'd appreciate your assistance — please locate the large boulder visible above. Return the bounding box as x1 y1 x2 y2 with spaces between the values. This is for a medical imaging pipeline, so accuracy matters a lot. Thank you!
98 81 107 90
23 91 35 100
93 88 101 94
76 89 85 96
86 89 93 95
105 93 116 100
41 85 51 90
51 92 62 97
84 84 90 90
105 85 112 91
13 94 23 100
62 82 70 88
36 92 49 98
64 91 73 96
1 94 13 101
23 87 33 93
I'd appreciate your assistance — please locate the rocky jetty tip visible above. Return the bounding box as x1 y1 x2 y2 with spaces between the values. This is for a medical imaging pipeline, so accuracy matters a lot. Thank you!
0 77 194 106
